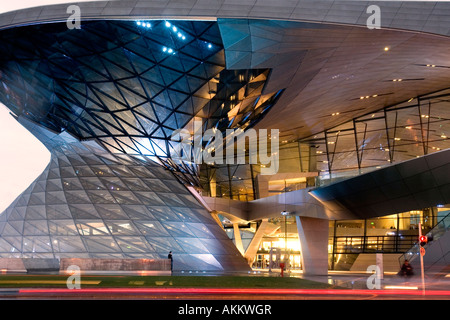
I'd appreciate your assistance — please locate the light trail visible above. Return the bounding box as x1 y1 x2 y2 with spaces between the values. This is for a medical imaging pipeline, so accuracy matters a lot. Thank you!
17 287 450 297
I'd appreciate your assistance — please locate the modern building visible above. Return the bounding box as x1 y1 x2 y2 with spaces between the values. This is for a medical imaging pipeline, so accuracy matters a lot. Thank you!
0 0 450 274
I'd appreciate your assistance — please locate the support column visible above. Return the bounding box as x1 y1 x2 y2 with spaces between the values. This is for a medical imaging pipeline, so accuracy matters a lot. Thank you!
244 219 269 266
295 216 329 275
233 223 245 255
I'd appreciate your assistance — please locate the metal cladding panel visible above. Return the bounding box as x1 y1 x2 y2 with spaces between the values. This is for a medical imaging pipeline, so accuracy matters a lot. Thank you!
310 149 450 219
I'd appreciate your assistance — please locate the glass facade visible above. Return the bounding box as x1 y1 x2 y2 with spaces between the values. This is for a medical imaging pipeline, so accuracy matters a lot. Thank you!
300 88 450 184
0 122 248 271
202 87 450 201
0 20 283 188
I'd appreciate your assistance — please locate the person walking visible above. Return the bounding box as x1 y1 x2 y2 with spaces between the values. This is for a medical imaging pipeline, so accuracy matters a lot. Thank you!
168 251 173 274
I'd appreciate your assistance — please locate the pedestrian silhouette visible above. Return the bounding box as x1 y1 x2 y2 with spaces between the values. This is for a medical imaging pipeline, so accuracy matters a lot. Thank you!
399 260 414 277
168 251 173 273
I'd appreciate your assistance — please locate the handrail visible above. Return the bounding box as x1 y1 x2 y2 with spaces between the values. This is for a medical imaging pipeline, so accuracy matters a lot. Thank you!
398 211 450 267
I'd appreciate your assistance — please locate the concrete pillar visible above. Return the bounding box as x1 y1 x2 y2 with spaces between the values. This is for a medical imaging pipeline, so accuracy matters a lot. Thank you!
233 223 245 255
244 219 269 265
295 216 329 275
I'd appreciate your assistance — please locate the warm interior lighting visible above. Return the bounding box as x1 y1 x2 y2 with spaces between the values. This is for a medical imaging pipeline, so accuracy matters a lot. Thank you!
384 47 389 51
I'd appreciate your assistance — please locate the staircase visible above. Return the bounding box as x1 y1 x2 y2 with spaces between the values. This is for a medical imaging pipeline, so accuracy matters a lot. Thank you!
399 212 450 274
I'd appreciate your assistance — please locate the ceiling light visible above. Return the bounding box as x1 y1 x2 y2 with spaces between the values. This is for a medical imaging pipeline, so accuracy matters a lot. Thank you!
165 21 171 27
384 47 389 51
394 137 401 141
405 126 412 129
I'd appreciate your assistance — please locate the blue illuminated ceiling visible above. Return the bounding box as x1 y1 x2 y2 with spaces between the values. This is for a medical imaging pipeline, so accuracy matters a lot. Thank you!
0 20 283 182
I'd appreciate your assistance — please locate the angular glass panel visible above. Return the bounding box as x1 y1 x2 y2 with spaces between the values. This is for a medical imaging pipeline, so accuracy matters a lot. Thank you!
115 236 155 253
133 191 165 206
86 190 117 204
174 237 210 254
64 190 92 204
2 223 22 236
81 236 121 253
46 204 72 220
141 179 171 192
147 206 180 222
51 236 87 253
144 236 184 253
171 207 200 222
46 179 63 191
23 220 49 235
120 178 149 191
76 220 110 236
22 236 52 253
186 223 215 239
156 193 185 207
28 193 45 206
177 194 203 208
94 204 129 220
69 204 101 219
134 220 170 237
110 191 141 205
178 254 223 270
79 177 106 190
61 178 83 190
121 205 155 220
0 237 20 253
48 220 78 236
164 222 195 237
105 220 140 235
25 205 47 220
45 191 67 205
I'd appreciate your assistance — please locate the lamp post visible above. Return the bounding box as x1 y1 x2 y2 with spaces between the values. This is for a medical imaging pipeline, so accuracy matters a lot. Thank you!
281 210 289 276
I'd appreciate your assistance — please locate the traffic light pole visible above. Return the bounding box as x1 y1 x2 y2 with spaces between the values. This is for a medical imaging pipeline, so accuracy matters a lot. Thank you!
418 222 425 295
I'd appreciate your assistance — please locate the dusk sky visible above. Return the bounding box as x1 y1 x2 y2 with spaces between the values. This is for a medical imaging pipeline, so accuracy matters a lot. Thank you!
0 104 50 212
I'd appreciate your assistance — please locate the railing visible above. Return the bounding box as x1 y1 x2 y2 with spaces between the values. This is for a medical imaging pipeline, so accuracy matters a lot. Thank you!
333 235 418 254
398 212 450 266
